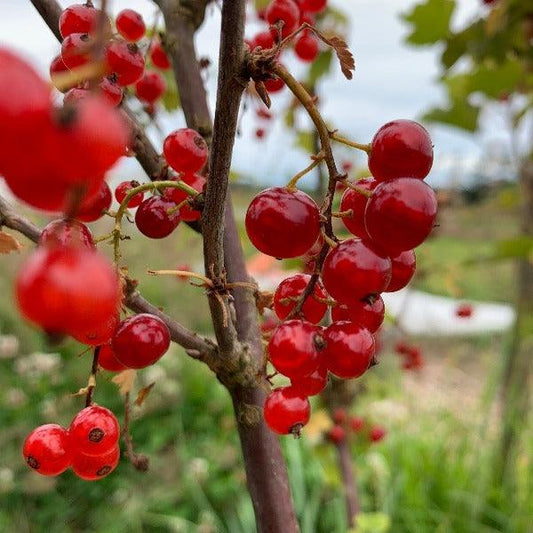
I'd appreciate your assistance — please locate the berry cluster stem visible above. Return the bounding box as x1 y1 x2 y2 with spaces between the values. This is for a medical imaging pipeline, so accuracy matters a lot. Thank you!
286 151 325 190
85 346 101 408
330 132 371 153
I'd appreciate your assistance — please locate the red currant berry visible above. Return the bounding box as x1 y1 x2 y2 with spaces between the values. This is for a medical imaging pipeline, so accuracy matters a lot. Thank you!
150 40 171 70
61 32 93 70
112 313 171 369
106 40 145 86
98 76 123 107
23 424 71 476
253 30 275 50
98 343 127 372
323 321 375 379
291 361 327 396
256 108 273 120
163 173 205 222
49 54 72 92
69 405 120 456
332 408 347 424
386 250 416 292
163 128 208 174
266 0 300 39
72 444 120 481
59 3 100 38
328 425 346 444
135 71 166 104
264 76 285 93
264 386 310 435
368 120 433 182
349 416 364 432
369 426 386 442
300 0 327 13
115 180 144 208
255 128 266 139
40 219 95 250
71 313 119 346
245 187 320 259
321 239 391 304
273 274 328 324
339 178 377 239
116 9 146 42
268 319 323 379
75 181 112 222
16 247 120 335
135 196 181 239
364 178 438 255
294 33 319 62
455 303 474 318
331 296 385 334
64 87 90 105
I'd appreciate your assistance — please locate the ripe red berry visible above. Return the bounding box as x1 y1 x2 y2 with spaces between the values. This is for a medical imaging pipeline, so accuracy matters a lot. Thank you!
331 296 385 334
98 76 123 107
386 250 416 292
291 362 328 396
16 247 120 336
64 87 90 106
116 9 146 42
69 405 120 456
256 108 273 120
163 173 205 222
75 181 112 222
98 343 128 372
455 303 474 318
349 416 364 432
72 444 120 481
150 40 171 70
71 314 119 347
59 3 100 38
112 313 171 369
23 424 71 476
253 30 275 50
135 71 166 103
266 0 300 39
368 120 433 182
39 218 95 250
339 178 377 239
364 178 438 255
332 408 347 425
255 128 266 139
369 426 386 442
49 54 72 91
300 0 327 13
294 33 319 62
245 187 320 258
106 40 145 86
328 425 346 443
115 180 144 208
264 76 285 93
273 274 328 323
163 128 208 173
321 239 391 304
61 32 93 70
268 319 323 379
135 196 181 239
264 386 311 435
323 321 375 379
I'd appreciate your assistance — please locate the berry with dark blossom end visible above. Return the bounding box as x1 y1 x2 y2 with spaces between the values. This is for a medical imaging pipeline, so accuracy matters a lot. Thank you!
321 239 391 304
150 40 171 70
112 313 171 369
266 0 301 39
116 9 146 42
245 187 320 259
76 181 112 222
368 119 433 182
386 250 416 292
72 444 120 481
163 128 208 174
69 405 120 457
135 196 181 238
98 343 128 372
339 177 378 239
273 274 328 324
135 71 166 104
291 362 327 396
106 40 145 86
61 33 93 70
369 426 386 442
115 180 144 208
23 424 71 476
294 33 319 62
264 386 311 435
39 219 95 250
331 296 385 334
364 178 438 255
98 76 123 107
268 319 323 379
163 173 206 222
300 0 327 13
71 314 119 347
323 321 375 379
328 425 346 444
59 4 100 38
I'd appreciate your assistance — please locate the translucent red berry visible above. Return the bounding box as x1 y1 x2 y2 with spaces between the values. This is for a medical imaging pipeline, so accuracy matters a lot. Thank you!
294 33 319 62
386 250 416 292
364 178 438 255
264 386 311 435
253 30 275 50
114 180 144 208
456 303 474 318
116 9 146 42
321 239 391 304
349 416 364 432
61 32 93 70
72 445 120 481
323 321 375 379
49 54 72 91
135 71 166 103
339 178 377 239
98 343 128 372
135 196 181 239
368 119 433 182
245 187 320 258
23 424 71 476
39 219 95 250
150 40 171 70
369 426 386 442
264 76 285 93
76 181 112 222
106 40 145 86
163 173 205 222
273 274 328 323
69 405 120 456
328 425 346 443
333 408 347 424
163 128 208 173
331 296 385 334
71 313 119 347
266 0 300 39
300 0 327 13
291 362 327 396
59 4 100 38
98 76 123 107
112 313 171 369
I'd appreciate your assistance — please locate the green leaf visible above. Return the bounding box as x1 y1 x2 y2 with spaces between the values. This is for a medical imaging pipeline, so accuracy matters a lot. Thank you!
306 50 333 86
466 237 533 263
403 0 455 45
468 58 524 98
160 70 180 112
295 131 314 153
350 512 391 533
423 100 480 132
254 0 270 11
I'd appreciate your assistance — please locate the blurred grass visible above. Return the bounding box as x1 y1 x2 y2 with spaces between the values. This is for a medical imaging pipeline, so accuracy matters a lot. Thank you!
0 185 531 532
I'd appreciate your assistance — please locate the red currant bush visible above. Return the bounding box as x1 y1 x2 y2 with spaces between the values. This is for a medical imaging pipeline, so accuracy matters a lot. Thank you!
263 386 311 435
163 128 208 173
69 405 120 456
71 444 120 481
135 196 182 239
23 424 71 476
116 9 146 42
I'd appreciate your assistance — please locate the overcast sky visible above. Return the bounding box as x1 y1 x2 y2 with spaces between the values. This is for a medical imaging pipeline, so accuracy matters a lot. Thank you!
1 0 527 188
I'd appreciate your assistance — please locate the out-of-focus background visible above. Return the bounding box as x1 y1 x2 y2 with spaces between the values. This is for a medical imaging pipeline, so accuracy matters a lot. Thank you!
0 1 531 532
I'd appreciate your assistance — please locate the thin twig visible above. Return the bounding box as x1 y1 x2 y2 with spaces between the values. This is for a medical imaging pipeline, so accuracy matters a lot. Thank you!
85 346 101 407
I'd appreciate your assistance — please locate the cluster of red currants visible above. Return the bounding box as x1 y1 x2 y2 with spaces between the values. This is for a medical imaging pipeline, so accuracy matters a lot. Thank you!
394 341 424 371
327 408 386 444
455 303 474 318
247 119 437 435
23 405 120 481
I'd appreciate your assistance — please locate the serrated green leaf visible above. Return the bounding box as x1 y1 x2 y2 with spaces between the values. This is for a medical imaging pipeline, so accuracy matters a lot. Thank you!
403 0 455 45
468 58 524 98
423 100 480 132
306 50 333 86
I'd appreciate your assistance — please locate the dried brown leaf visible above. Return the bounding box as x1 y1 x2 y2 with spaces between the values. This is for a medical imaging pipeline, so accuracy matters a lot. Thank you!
0 231 23 254
112 369 136 395
134 382 156 406
326 35 355 80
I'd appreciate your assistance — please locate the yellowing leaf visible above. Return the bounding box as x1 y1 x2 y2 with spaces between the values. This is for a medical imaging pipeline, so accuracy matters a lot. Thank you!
0 231 23 254
112 369 136 395
135 382 155 406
